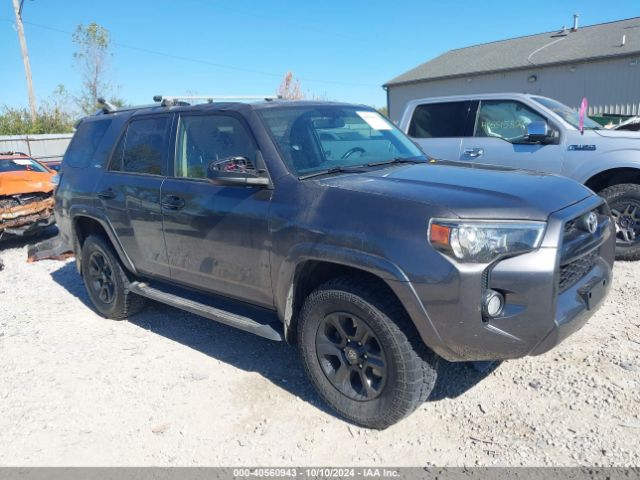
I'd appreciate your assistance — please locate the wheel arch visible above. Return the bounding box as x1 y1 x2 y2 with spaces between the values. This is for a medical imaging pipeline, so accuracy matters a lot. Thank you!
284 259 409 344
71 211 137 276
275 244 445 356
584 167 640 193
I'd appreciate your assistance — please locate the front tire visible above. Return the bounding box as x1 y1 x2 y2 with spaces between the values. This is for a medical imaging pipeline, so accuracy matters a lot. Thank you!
81 235 146 319
297 276 438 429
600 183 640 261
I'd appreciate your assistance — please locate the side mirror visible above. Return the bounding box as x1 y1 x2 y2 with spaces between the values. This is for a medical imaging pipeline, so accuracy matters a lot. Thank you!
526 121 557 144
207 155 270 186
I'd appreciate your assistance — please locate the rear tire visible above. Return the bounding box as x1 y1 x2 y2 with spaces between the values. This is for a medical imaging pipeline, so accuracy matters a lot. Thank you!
297 276 438 429
599 183 640 261
81 235 146 319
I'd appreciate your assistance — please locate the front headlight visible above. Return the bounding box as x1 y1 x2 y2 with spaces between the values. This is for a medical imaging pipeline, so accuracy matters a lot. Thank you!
429 219 546 263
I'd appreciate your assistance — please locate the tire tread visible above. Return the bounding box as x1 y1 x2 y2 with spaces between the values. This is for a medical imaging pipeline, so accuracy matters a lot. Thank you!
82 234 146 320
298 275 437 429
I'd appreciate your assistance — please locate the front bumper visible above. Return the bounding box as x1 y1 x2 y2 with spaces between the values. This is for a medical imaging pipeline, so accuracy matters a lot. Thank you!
530 256 611 356
0 195 55 237
392 195 615 362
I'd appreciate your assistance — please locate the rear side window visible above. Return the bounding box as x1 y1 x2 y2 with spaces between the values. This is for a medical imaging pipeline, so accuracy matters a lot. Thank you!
64 120 112 168
408 101 473 138
110 116 169 175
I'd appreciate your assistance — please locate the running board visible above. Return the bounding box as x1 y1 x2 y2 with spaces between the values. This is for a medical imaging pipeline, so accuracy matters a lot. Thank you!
128 281 283 341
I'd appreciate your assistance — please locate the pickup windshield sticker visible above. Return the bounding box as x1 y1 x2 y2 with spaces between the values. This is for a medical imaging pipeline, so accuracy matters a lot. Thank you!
356 111 392 130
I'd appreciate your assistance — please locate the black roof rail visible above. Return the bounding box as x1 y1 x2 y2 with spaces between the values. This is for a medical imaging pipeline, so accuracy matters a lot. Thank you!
153 94 281 107
89 94 283 118
92 102 159 116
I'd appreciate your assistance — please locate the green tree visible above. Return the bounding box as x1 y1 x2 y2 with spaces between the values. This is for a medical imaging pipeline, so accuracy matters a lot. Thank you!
0 85 76 135
0 105 74 135
73 22 116 115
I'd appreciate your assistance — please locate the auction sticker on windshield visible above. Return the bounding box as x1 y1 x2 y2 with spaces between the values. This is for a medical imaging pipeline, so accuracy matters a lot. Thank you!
357 111 392 130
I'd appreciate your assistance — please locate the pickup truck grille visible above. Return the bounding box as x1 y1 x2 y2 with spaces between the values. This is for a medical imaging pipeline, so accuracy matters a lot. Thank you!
558 208 607 292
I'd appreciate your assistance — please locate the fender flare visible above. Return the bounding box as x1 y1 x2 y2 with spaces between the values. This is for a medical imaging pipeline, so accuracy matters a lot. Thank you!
575 154 640 186
275 243 411 318
69 206 138 275
275 243 449 357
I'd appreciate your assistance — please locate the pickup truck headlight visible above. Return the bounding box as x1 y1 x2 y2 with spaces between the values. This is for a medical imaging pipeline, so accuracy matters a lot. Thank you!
429 220 546 263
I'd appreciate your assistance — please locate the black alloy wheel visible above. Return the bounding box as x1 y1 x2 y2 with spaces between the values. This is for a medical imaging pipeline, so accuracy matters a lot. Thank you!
600 184 640 261
87 251 116 304
81 235 146 319
315 312 387 401
298 275 439 429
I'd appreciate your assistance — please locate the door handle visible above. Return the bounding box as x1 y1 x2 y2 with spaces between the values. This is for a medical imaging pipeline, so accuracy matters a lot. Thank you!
161 195 185 210
463 148 484 158
97 188 116 199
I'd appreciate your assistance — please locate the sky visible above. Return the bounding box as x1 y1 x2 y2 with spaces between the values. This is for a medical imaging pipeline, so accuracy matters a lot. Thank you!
1 0 639 111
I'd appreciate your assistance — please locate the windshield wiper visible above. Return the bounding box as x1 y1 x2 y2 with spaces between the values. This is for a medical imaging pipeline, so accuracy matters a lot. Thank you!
298 157 426 180
365 156 426 167
298 166 367 180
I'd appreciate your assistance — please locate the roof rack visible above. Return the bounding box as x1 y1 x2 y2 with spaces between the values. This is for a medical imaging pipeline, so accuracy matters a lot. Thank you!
152 95 281 107
90 94 282 117
97 97 118 113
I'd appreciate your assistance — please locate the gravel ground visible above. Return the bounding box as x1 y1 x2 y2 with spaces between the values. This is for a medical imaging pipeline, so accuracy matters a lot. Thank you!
0 231 639 467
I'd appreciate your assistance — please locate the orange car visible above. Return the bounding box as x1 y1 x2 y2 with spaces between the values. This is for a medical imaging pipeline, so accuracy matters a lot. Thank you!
0 151 56 239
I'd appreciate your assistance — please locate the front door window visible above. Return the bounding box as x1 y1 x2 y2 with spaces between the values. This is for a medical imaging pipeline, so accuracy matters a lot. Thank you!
175 114 257 179
475 100 546 143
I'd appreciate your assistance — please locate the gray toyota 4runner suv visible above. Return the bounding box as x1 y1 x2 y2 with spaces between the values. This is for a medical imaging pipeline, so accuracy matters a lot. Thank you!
55 97 615 429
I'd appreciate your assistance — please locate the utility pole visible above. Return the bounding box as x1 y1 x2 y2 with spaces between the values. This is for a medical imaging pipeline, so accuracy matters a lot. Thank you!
12 0 37 122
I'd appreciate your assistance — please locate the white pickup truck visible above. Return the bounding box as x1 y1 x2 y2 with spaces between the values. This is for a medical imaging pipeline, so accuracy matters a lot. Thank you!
399 93 640 260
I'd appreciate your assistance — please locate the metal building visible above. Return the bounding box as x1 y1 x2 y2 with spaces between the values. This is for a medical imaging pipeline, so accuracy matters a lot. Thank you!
384 16 640 123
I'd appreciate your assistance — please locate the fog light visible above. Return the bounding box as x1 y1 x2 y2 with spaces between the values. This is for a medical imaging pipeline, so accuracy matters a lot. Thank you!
482 290 504 318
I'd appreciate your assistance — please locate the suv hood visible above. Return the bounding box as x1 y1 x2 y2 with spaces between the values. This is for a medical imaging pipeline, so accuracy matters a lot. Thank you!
319 162 592 221
0 171 54 196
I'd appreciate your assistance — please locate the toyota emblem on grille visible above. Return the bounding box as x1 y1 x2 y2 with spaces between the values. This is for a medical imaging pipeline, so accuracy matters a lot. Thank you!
582 212 598 234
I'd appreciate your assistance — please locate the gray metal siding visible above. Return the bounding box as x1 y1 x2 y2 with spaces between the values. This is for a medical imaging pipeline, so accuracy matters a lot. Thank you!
0 133 73 163
387 56 640 123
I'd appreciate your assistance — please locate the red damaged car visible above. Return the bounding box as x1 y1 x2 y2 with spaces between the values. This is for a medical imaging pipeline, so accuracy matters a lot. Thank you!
0 151 56 239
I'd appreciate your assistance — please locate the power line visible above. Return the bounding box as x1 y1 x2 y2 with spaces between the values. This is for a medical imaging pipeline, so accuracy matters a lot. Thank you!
1 18 378 88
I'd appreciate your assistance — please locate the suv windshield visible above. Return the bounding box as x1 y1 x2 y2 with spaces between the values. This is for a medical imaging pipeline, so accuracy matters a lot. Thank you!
533 97 601 130
0 158 48 173
259 105 425 176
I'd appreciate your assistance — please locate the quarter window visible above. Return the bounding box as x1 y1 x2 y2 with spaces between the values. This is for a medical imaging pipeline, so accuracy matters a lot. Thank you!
475 100 546 142
408 102 473 138
65 120 112 168
175 115 257 179
110 116 169 175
